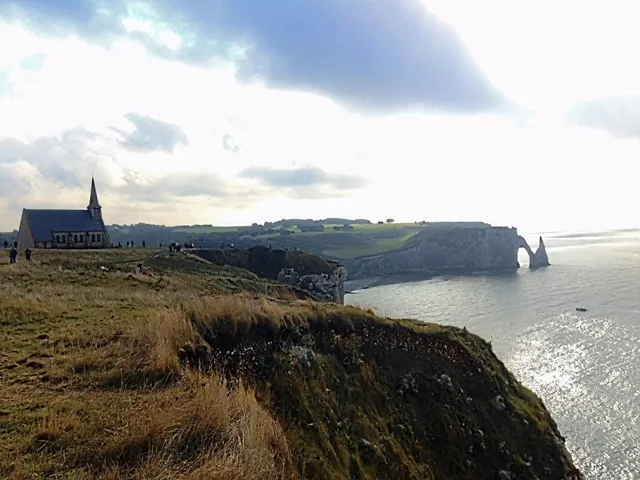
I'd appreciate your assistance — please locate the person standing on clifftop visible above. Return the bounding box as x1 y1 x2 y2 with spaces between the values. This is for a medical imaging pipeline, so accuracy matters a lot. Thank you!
9 246 17 264
25 248 32 262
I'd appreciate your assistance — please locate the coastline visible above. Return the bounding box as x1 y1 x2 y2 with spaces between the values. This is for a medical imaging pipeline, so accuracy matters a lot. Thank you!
345 267 522 294
344 276 383 293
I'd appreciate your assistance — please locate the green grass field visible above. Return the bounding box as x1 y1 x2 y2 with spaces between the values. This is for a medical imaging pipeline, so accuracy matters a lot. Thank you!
172 226 242 233
322 233 418 259
172 222 423 259
173 222 420 235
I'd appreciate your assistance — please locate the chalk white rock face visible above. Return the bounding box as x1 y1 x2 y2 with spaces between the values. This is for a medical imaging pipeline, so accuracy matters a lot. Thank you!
530 236 551 268
347 226 550 279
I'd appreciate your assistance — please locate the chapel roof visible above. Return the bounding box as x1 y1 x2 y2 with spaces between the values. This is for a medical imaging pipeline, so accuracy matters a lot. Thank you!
24 209 105 242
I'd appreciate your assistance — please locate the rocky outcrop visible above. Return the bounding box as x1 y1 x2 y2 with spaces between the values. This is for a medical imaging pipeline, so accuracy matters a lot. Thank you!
517 235 551 269
532 236 550 268
278 266 348 303
192 246 347 303
348 225 550 280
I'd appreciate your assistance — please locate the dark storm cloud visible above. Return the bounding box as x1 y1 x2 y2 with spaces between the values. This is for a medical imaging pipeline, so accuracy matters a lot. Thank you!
2 0 506 113
565 96 640 139
240 166 366 190
162 0 507 112
111 113 189 154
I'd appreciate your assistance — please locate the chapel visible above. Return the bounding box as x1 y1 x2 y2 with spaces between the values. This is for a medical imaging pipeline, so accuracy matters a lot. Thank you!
17 178 110 249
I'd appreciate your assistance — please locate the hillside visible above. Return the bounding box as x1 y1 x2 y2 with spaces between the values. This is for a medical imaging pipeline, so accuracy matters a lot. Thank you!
105 220 425 260
0 249 581 479
2 221 495 262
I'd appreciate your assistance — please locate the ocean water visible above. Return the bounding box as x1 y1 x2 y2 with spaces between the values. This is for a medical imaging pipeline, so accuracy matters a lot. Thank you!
345 229 640 479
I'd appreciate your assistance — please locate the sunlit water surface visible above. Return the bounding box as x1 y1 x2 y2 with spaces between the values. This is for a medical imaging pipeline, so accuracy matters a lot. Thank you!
345 229 640 479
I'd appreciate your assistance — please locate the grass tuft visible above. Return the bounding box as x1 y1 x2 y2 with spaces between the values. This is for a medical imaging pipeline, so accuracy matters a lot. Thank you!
132 308 199 376
95 373 294 479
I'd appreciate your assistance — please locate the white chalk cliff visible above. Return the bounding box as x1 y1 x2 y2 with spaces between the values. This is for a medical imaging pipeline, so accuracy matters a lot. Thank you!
518 235 550 269
347 226 550 280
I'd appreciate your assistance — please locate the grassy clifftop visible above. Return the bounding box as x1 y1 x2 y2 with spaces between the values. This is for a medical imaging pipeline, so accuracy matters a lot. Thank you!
0 249 581 479
192 246 339 279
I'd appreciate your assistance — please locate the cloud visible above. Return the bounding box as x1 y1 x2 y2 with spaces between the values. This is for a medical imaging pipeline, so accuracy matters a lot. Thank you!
0 0 126 39
19 52 47 71
222 134 240 153
2 0 506 113
240 166 366 192
117 170 232 201
0 125 266 229
0 127 101 188
565 96 640 139
0 70 10 96
179 0 505 113
111 113 189 154
0 125 227 209
0 163 32 198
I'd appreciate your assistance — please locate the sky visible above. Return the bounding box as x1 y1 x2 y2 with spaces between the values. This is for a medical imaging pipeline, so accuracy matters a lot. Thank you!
0 0 639 233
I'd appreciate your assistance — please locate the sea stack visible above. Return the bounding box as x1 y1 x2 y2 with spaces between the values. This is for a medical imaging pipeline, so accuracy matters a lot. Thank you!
530 236 551 269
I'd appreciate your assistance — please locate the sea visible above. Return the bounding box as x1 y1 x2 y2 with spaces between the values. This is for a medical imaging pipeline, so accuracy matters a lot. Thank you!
345 229 640 479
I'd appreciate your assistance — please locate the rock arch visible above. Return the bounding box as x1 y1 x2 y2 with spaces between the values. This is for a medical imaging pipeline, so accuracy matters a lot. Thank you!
517 235 550 269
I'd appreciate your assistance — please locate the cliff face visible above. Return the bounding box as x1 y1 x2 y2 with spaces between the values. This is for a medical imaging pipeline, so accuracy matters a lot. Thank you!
278 265 348 303
192 247 347 303
531 236 551 268
180 300 583 480
1 249 577 480
348 226 548 280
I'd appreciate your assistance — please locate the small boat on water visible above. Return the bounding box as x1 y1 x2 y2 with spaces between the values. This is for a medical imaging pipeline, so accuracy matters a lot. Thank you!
576 307 588 312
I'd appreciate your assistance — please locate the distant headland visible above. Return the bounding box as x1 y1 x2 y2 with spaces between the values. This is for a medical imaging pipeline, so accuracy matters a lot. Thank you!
2 217 549 282
346 224 550 281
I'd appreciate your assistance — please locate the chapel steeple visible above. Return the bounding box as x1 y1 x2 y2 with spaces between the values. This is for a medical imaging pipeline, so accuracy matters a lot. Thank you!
87 176 102 221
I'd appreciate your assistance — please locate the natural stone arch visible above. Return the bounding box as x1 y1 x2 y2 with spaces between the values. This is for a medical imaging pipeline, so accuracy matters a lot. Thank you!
517 235 550 269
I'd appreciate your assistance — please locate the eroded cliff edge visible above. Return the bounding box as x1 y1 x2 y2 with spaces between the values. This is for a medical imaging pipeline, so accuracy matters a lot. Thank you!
193 246 347 303
347 225 550 280
177 299 582 480
0 249 580 479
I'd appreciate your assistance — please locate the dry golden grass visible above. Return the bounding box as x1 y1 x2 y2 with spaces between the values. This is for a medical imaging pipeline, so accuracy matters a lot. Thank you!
132 308 200 376
126 293 349 379
0 249 583 480
188 294 289 335
93 373 295 480
0 250 464 480
0 250 302 479
0 249 440 480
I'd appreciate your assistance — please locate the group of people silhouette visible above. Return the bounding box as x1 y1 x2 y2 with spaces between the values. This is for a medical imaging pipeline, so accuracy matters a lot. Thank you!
3 241 31 264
